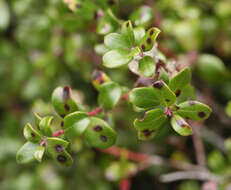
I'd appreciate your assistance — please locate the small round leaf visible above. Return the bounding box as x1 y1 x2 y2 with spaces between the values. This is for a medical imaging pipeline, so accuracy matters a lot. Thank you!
84 117 117 148
98 82 122 110
170 115 192 136
176 100 211 121
138 56 156 77
103 49 133 68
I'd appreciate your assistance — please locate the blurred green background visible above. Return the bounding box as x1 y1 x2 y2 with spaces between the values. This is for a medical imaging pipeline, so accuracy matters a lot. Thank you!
0 0 231 189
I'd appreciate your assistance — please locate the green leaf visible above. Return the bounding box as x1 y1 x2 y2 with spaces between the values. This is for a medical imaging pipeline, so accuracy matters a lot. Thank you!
133 27 146 45
176 101 211 121
98 82 122 109
104 33 130 50
46 137 73 166
130 5 154 27
129 87 160 109
159 68 169 84
134 109 167 131
64 111 90 138
51 86 79 118
169 67 191 97
225 101 231 118
103 49 133 68
34 112 42 131
197 54 226 84
139 27 161 52
135 109 167 141
24 123 42 143
177 84 196 103
94 44 110 55
170 115 192 136
39 116 53 137
208 150 226 172
16 142 41 164
152 80 176 106
0 0 10 30
96 9 120 35
84 117 117 148
138 56 156 77
121 20 135 48
225 138 231 162
34 146 45 162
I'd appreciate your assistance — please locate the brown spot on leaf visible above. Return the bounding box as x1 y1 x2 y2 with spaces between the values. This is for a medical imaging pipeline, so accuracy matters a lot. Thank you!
55 145 64 153
100 135 107 142
108 0 115 6
63 86 71 100
31 132 35 137
126 22 129 27
143 129 153 137
175 89 181 97
64 104 70 111
146 38 151 44
174 105 180 110
198 111 206 118
153 80 164 89
165 99 170 102
93 70 104 84
141 44 145 50
150 29 154 35
57 155 67 163
93 125 103 132
76 3 81 8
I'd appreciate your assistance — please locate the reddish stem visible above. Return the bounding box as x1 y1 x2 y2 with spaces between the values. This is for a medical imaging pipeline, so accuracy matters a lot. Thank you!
88 106 103 116
164 107 174 118
98 146 149 163
53 129 64 137
120 178 131 190
120 93 129 101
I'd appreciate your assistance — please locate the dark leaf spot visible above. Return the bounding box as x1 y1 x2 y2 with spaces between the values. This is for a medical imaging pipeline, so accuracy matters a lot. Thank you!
61 121 64 127
57 155 67 163
76 3 81 8
174 105 179 110
153 80 164 89
63 86 71 100
175 89 181 97
100 135 107 142
31 132 35 137
143 129 153 137
93 125 103 132
198 112 206 118
92 70 104 84
94 11 98 20
188 101 196 106
64 104 70 111
141 44 145 51
150 29 154 35
146 38 151 44
55 145 64 153
165 99 170 102
108 0 115 6
126 22 129 27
